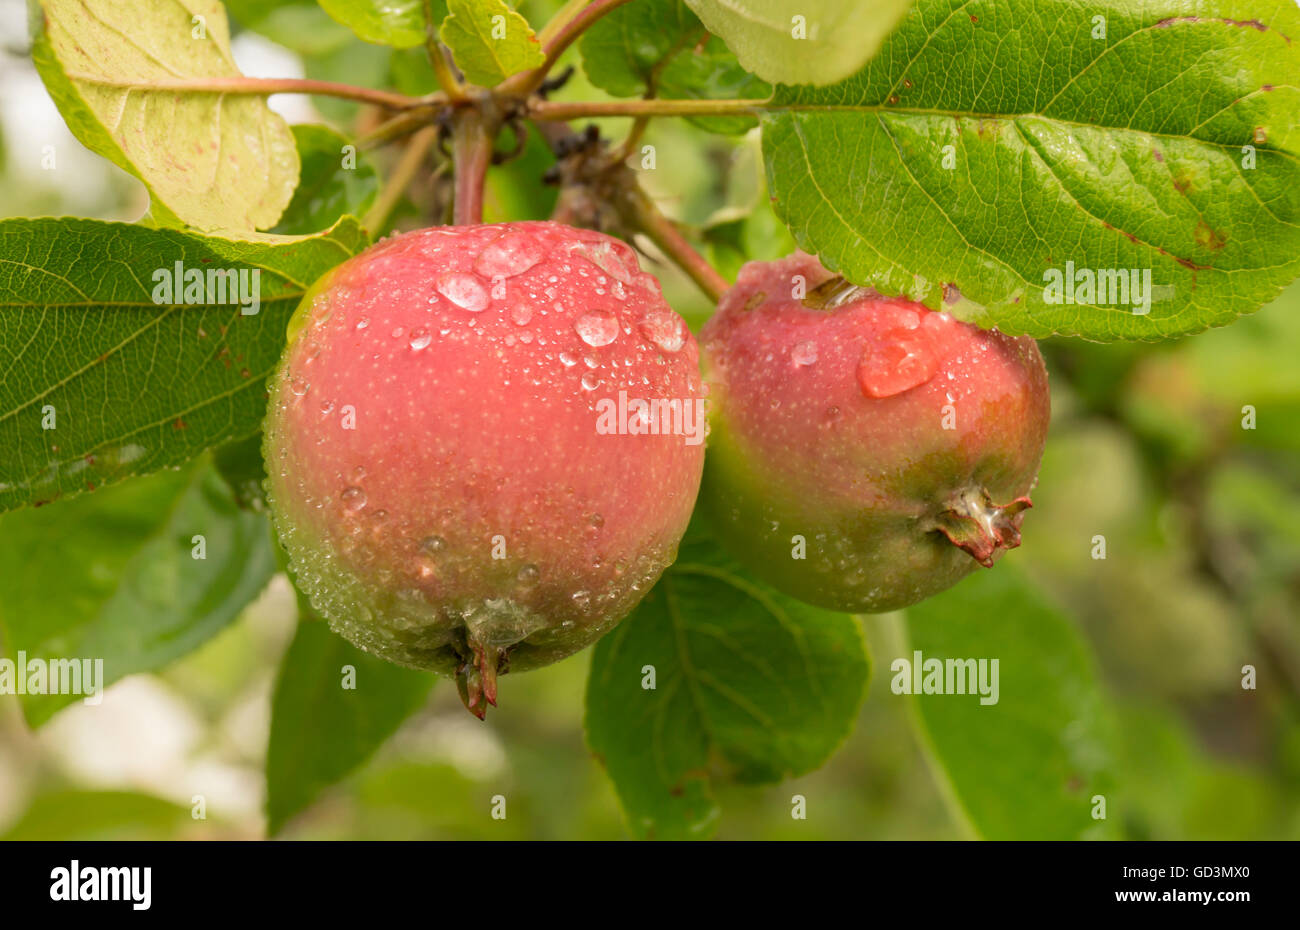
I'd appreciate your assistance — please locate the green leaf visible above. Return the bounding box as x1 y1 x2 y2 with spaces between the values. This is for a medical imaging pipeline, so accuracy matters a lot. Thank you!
224 0 355 55
1 791 195 840
30 0 298 231
0 216 366 513
579 0 770 134
318 0 434 49
0 460 275 726
440 0 544 87
904 564 1118 839
586 538 870 839
389 46 441 95
763 0 1300 340
273 125 379 236
266 611 435 834
684 0 910 86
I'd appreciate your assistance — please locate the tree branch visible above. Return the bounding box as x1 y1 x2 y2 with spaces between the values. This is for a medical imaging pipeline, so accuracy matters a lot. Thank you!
424 0 467 101
529 98 770 120
500 0 635 96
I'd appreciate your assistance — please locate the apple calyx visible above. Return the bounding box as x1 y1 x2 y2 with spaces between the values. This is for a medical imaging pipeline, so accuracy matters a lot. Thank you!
931 487 1033 568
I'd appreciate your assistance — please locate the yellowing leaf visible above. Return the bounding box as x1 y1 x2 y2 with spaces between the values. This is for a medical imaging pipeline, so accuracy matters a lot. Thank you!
31 0 298 231
684 0 911 87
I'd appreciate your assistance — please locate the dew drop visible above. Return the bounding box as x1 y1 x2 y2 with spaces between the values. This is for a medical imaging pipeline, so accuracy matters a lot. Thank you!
638 310 686 352
509 303 534 326
575 311 619 347
420 535 447 554
290 376 310 396
409 328 432 350
516 564 540 586
856 329 940 398
340 486 367 511
558 351 577 367
635 272 661 295
570 242 634 284
474 231 545 278
580 371 600 390
791 341 818 366
437 272 490 312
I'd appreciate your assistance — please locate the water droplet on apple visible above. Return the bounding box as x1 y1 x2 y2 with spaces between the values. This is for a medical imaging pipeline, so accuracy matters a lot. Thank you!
638 311 686 352
340 486 367 511
791 341 818 366
437 272 490 312
856 329 940 398
575 311 619 347
474 231 545 278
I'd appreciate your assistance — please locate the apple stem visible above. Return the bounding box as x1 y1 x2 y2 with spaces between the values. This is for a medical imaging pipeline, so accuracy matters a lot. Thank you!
451 107 496 225
932 487 1032 568
616 186 730 303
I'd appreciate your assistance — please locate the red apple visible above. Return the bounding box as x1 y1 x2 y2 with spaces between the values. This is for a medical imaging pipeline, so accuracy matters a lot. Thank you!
264 222 705 715
700 252 1050 612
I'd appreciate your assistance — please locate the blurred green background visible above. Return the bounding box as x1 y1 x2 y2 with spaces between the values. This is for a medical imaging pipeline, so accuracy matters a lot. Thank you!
0 0 1297 839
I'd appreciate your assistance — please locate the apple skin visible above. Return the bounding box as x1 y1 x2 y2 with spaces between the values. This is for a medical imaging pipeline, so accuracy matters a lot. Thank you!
264 222 704 709
699 252 1050 613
